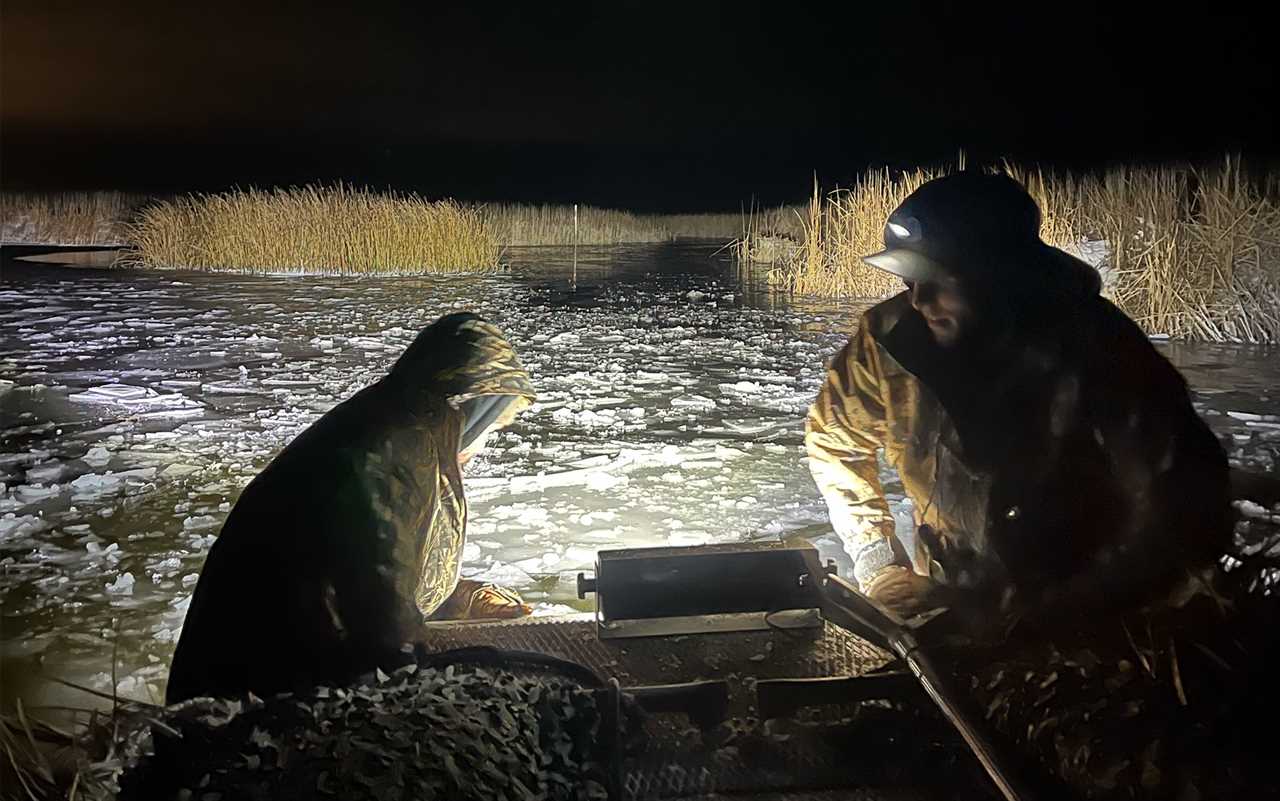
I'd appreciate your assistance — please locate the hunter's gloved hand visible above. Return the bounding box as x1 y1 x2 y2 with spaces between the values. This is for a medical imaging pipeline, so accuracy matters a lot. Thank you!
463 582 533 619
430 579 533 620
861 565 944 620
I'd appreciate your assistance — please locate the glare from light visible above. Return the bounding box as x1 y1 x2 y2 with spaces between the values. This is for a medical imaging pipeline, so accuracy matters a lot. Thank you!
888 222 913 239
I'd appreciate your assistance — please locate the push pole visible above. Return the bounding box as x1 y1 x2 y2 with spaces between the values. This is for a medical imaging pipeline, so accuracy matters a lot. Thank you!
798 551 1055 801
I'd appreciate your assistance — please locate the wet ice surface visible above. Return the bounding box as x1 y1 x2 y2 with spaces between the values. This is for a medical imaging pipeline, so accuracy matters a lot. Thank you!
1 242 1278 708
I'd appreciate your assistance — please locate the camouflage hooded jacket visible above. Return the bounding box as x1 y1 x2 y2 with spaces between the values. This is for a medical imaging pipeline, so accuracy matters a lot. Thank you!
805 280 1230 615
167 314 535 703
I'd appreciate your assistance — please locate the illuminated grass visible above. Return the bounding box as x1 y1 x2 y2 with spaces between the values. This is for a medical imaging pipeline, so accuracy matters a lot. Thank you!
123 195 762 268
1 191 147 246
767 169 935 297
768 160 1280 343
7 189 804 265
482 203 670 246
123 185 498 274
651 206 804 244
1083 159 1280 342
486 206 804 245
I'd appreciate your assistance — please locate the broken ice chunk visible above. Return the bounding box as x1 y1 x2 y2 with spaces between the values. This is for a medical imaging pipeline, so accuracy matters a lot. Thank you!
82 447 112 467
70 385 202 411
105 572 136 595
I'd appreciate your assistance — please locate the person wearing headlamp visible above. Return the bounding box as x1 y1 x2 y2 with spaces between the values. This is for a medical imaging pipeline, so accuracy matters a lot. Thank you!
805 173 1230 630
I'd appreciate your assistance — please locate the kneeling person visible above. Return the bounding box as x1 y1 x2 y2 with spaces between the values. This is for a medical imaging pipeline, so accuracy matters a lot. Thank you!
805 173 1231 628
166 313 535 704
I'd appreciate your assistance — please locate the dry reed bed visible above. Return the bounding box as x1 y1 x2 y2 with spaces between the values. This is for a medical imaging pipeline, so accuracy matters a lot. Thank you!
124 194 734 269
655 205 804 243
13 170 1280 343
481 203 670 246
768 160 1280 343
123 185 498 274
1 191 148 246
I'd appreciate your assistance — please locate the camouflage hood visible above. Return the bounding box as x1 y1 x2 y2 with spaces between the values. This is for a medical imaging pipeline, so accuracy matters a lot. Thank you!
389 312 536 412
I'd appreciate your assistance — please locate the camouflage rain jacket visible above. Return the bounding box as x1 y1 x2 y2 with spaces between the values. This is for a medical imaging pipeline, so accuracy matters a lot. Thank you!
805 266 1230 615
166 314 535 703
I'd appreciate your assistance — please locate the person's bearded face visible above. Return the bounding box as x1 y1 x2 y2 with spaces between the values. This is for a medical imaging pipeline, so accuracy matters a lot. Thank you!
907 273 977 348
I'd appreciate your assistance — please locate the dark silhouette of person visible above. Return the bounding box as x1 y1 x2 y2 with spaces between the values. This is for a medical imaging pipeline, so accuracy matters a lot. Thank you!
166 313 535 703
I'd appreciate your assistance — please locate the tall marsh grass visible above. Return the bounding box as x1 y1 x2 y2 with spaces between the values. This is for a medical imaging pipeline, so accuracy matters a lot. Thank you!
652 206 805 243
1 191 147 245
485 205 805 245
769 160 1280 343
768 170 937 296
124 185 498 274
124 195 757 269
482 203 669 246
18 170 1279 342
649 213 743 240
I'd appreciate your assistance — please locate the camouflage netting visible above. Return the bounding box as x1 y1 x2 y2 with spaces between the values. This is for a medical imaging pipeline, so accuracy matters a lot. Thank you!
919 490 1280 800
946 591 1280 800
117 663 611 801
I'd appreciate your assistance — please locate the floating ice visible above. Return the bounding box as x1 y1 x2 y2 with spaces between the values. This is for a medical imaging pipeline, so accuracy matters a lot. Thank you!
149 557 183 577
159 463 202 479
584 470 628 491
551 408 619 429
668 530 712 546
1235 500 1272 519
105 572 136 595
80 448 110 471
0 450 53 469
70 384 202 411
112 674 159 702
463 561 534 586
69 468 157 500
563 545 597 565
86 540 116 554
182 515 221 531
530 603 584 618
670 394 717 410
14 483 62 503
633 370 669 384
1229 411 1266 422
0 513 47 542
202 381 269 396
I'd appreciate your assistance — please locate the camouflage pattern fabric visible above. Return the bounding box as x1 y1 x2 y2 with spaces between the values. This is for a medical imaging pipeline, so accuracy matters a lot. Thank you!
805 287 1230 621
166 313 535 703
126 664 608 801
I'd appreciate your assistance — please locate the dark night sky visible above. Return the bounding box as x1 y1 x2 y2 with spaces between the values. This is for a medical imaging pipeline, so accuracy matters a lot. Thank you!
2 1 1277 211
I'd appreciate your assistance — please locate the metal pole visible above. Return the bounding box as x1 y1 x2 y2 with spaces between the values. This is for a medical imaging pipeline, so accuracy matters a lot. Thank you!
799 552 1053 801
